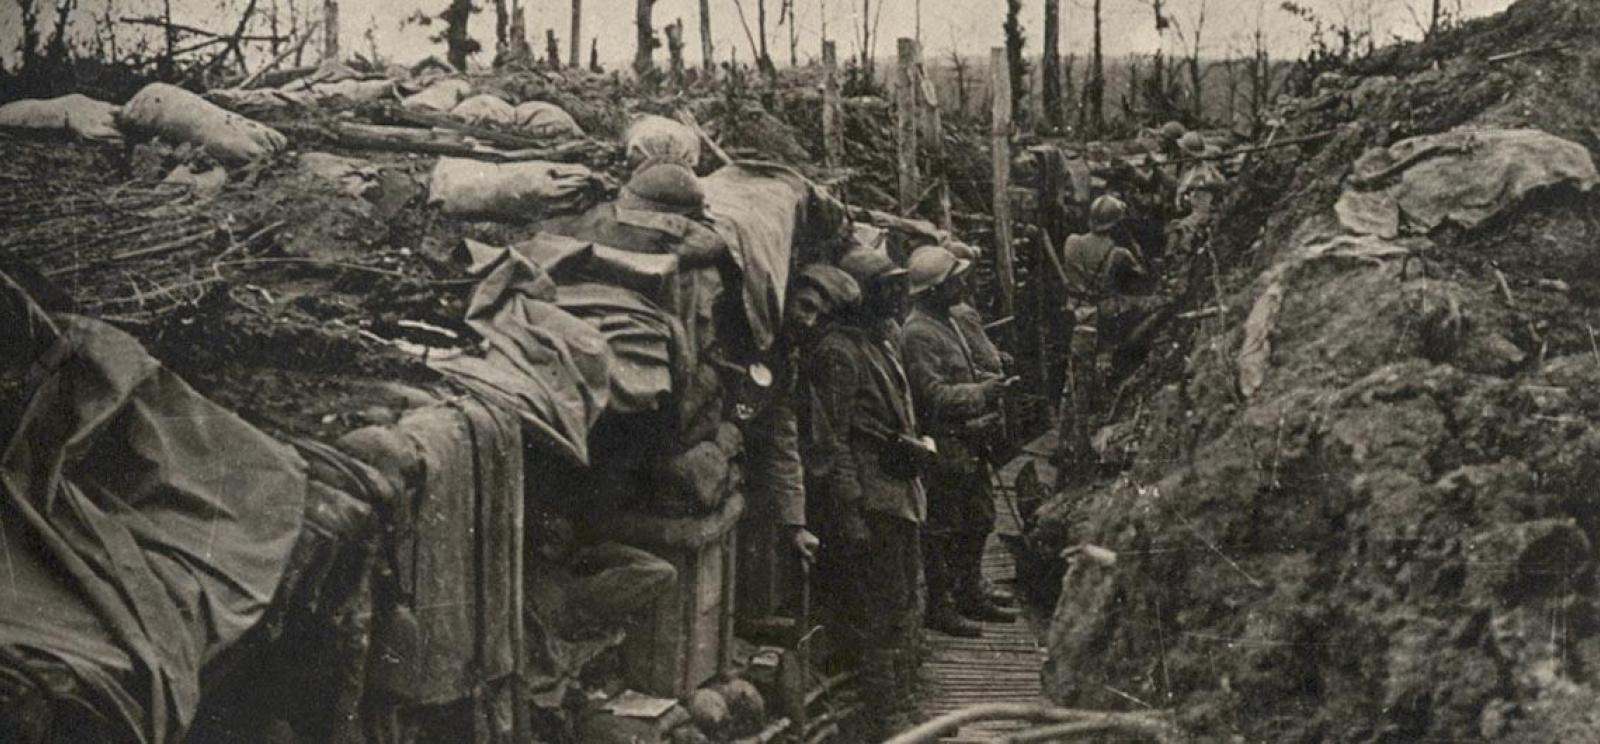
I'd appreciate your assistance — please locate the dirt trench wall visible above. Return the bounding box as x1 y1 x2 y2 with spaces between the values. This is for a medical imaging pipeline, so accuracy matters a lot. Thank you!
1041 4 1600 740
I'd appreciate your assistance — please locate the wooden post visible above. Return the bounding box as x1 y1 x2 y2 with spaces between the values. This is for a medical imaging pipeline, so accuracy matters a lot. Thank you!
991 47 1015 318
896 38 920 217
569 0 582 69
821 40 843 169
916 43 952 232
322 0 338 62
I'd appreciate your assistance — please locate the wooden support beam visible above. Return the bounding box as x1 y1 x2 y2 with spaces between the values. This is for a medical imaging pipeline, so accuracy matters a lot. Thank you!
821 40 843 170
896 38 920 216
990 46 1016 319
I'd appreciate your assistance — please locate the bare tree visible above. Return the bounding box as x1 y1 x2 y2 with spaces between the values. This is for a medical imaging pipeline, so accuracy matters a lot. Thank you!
948 45 970 120
1172 0 1210 122
546 28 560 67
1085 0 1106 137
494 0 508 52
731 0 775 76
1042 0 1063 131
1003 0 1027 125
855 0 884 79
635 0 658 74
442 0 478 71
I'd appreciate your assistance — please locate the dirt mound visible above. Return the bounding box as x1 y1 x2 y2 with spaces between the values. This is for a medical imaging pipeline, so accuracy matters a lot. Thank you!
1035 1 1600 741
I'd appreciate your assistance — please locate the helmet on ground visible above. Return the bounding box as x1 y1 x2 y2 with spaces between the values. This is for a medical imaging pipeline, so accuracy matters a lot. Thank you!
1179 131 1208 157
838 249 908 288
1159 121 1187 142
906 245 972 296
1089 195 1127 231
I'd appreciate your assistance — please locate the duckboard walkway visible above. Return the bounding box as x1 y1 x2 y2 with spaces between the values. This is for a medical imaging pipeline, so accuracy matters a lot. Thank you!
919 469 1049 743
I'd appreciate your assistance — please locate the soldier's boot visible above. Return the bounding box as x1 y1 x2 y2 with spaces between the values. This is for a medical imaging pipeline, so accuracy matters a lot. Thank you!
891 648 929 725
861 649 914 739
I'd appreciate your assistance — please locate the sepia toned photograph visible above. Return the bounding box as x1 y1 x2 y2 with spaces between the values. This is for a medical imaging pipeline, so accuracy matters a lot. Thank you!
2 0 1595 742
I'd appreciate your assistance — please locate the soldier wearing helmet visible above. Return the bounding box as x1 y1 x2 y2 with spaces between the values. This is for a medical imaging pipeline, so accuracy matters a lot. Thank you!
900 245 1020 639
1057 196 1165 471
803 248 926 737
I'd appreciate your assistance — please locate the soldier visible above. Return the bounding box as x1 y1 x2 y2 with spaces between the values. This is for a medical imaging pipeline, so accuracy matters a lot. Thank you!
1058 196 1167 469
1168 131 1226 259
901 246 1020 638
802 249 929 736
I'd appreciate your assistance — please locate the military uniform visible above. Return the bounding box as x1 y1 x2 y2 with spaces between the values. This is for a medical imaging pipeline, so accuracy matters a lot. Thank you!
800 317 925 732
901 305 1003 624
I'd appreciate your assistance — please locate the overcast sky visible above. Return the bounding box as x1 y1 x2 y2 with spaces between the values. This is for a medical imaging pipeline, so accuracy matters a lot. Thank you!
3 0 1515 71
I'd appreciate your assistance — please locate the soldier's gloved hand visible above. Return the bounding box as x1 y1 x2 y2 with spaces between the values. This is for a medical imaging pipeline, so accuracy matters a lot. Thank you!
840 506 871 551
787 525 820 565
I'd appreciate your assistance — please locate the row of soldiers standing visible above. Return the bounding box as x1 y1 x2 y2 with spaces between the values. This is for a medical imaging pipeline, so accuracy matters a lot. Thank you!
747 120 1228 739
754 238 1019 738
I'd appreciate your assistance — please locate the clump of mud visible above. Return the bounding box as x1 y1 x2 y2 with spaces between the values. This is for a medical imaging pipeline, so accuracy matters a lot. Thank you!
1033 1 1600 741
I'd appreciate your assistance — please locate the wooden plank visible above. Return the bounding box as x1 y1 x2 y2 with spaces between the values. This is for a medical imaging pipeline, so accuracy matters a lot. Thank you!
896 38 921 216
990 47 1016 319
822 40 843 170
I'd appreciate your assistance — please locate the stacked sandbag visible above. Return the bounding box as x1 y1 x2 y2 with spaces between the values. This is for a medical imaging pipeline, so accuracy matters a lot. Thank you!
450 94 517 126
624 114 701 168
119 83 287 164
428 158 602 221
652 423 743 512
402 78 473 111
0 93 122 142
515 101 584 138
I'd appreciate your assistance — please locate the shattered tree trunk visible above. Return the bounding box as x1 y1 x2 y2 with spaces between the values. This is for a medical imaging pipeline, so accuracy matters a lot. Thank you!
896 38 920 216
1087 0 1105 137
546 28 561 68
1042 0 1062 131
991 47 1015 319
495 0 509 53
635 0 657 75
569 0 582 68
822 40 844 168
444 0 473 71
323 0 338 62
1003 0 1026 125
666 19 686 82
700 0 714 70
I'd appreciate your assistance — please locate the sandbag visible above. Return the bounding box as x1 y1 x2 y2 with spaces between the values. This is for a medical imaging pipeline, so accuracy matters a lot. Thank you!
624 114 700 168
515 100 584 138
0 93 122 142
428 158 600 221
402 78 472 111
450 93 517 126
119 83 286 164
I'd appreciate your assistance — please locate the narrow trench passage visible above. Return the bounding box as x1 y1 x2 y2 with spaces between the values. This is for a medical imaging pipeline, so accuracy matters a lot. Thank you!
919 468 1049 742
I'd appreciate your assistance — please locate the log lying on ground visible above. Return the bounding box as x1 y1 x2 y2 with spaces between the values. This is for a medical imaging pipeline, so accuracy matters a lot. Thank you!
276 121 611 163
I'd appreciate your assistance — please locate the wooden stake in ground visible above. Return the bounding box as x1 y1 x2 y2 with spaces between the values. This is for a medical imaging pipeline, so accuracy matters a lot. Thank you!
991 46 1016 319
322 0 338 62
821 40 843 169
896 38 920 217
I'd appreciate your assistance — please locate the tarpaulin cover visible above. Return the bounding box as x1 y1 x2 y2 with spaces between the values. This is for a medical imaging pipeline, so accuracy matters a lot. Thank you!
1335 128 1599 238
0 94 123 142
702 162 815 351
0 316 307 744
430 246 610 464
351 399 523 706
512 232 680 300
427 158 600 222
555 282 688 415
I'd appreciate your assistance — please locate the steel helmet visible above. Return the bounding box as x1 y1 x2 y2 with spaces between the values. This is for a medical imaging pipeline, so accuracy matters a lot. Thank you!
1159 121 1187 142
796 263 862 311
906 245 972 296
838 249 908 288
1178 131 1208 157
1089 195 1127 231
